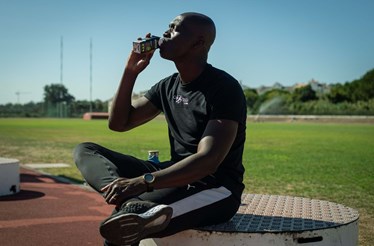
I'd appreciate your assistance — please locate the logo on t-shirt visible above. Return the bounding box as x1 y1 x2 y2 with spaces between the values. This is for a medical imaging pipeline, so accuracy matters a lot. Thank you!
173 95 189 105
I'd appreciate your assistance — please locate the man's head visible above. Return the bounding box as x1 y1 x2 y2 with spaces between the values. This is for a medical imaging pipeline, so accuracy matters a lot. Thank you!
159 12 216 62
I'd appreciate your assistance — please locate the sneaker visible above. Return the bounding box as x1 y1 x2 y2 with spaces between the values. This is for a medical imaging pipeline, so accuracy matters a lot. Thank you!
100 200 173 245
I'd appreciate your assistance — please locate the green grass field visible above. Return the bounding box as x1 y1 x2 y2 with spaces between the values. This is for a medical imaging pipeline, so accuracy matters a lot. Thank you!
0 118 373 245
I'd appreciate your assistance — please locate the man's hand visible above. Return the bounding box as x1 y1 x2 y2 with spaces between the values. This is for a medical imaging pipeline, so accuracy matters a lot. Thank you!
100 177 147 206
126 33 155 75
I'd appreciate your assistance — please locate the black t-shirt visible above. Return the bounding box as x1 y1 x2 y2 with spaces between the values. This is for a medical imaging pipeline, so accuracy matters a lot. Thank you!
145 64 247 200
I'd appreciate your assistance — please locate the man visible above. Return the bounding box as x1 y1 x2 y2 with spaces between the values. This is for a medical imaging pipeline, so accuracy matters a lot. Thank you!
74 12 247 246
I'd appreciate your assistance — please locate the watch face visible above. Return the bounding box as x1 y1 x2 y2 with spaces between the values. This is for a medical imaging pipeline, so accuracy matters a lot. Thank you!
144 173 155 183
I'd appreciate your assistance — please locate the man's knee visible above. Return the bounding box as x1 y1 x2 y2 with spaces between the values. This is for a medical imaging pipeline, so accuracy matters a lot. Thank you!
73 142 97 167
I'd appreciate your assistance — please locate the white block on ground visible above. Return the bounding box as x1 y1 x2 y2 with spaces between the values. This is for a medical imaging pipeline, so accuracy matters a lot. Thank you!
0 157 20 196
24 163 70 168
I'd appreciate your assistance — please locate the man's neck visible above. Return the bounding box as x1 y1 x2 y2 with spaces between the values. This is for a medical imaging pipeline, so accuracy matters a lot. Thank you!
175 60 207 84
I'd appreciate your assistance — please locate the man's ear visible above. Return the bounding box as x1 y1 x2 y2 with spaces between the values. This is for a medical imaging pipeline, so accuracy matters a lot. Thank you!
192 37 205 48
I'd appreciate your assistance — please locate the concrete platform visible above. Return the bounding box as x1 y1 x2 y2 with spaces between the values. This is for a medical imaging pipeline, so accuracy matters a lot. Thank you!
0 157 20 196
143 194 359 246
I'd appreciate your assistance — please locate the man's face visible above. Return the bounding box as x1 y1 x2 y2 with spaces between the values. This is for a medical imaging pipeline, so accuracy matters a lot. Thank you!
159 15 195 61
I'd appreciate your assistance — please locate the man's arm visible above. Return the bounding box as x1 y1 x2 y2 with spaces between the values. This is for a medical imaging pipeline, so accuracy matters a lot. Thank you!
109 50 160 132
153 119 238 187
102 119 238 204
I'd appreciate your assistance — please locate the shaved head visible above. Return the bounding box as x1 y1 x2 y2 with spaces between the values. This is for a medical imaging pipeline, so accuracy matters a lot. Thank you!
160 12 216 63
179 12 216 51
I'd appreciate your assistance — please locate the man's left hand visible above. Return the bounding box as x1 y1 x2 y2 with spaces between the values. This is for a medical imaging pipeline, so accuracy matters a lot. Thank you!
101 177 147 206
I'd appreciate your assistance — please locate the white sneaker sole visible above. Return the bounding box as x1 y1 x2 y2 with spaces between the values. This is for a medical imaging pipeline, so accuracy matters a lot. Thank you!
100 204 172 245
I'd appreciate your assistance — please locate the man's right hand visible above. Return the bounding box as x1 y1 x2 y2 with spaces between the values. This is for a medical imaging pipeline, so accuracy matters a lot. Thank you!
126 50 155 75
125 34 155 75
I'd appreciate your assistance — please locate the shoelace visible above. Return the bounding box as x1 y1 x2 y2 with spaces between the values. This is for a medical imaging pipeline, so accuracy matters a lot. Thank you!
122 201 156 214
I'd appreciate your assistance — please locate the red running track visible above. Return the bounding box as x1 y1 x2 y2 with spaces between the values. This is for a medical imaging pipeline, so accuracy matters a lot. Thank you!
0 168 113 246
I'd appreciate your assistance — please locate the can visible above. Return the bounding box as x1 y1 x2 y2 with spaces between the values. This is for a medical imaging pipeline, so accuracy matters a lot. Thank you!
133 36 160 54
148 150 160 163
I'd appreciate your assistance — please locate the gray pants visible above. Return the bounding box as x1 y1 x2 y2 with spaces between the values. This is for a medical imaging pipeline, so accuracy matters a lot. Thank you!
73 142 240 242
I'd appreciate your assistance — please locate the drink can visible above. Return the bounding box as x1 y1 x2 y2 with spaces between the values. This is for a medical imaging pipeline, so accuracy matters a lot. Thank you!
148 150 160 163
133 36 160 54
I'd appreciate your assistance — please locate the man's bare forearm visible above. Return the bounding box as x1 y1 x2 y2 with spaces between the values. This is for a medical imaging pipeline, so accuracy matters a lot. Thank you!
153 152 219 189
109 48 155 131
108 69 138 132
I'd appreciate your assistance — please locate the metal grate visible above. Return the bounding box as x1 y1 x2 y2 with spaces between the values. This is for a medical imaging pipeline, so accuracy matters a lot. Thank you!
199 194 359 233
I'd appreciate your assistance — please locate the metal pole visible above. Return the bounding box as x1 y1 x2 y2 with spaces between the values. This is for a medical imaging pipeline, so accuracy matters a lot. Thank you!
60 36 63 84
90 38 93 112
60 36 63 117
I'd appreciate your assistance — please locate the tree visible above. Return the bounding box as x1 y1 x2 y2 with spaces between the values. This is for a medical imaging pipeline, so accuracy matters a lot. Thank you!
328 83 350 103
44 84 74 104
328 68 374 103
350 69 374 102
243 88 258 110
43 84 75 117
292 84 317 102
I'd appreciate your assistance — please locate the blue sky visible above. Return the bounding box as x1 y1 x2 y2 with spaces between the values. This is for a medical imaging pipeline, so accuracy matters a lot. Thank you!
0 0 373 104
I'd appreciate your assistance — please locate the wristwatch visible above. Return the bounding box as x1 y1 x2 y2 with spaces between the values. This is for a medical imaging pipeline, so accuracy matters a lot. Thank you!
143 173 155 192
